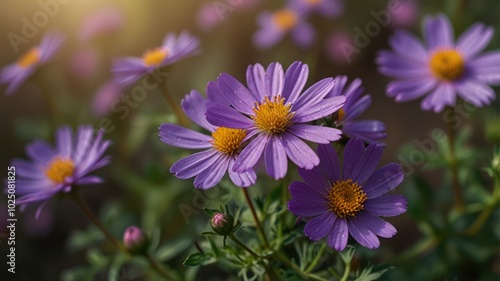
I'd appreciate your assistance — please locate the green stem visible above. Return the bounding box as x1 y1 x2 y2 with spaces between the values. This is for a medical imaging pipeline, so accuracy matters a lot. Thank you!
447 115 464 212
70 191 130 256
273 252 328 281
146 254 176 281
463 178 500 236
340 258 351 281
242 188 272 249
229 234 260 258
160 78 188 127
305 243 326 273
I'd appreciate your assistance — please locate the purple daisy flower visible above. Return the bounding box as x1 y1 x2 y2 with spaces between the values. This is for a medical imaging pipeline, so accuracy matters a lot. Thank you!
9 125 111 216
289 0 343 18
112 31 200 86
326 76 387 144
159 90 256 189
253 8 315 49
377 14 499 112
0 31 65 95
205 61 346 180
287 139 407 251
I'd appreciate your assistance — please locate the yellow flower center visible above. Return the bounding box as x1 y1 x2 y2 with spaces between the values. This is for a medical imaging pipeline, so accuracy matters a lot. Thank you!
142 48 169 67
305 0 322 5
45 156 75 184
252 95 294 134
210 127 247 155
17 48 41 68
327 179 367 218
429 49 465 81
336 108 346 123
273 9 298 31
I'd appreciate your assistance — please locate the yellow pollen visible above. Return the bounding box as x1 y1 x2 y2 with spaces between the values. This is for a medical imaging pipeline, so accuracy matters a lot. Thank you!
305 0 322 5
326 179 367 218
429 49 465 81
252 95 294 134
17 48 41 68
45 156 75 184
210 127 247 155
273 9 298 31
336 108 346 123
142 48 169 67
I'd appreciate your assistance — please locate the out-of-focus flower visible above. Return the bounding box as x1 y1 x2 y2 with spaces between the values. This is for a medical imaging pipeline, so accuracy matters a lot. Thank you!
159 90 256 189
197 0 262 31
0 31 65 95
92 80 123 117
253 8 315 49
112 31 200 87
377 14 499 112
290 0 343 18
123 226 147 252
78 6 125 42
9 125 111 216
325 31 356 64
210 212 235 236
288 139 407 251
390 0 419 28
69 48 99 79
205 61 345 180
327 76 387 144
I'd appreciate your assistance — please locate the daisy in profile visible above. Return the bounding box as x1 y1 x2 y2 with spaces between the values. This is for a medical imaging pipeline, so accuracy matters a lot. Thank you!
0 31 65 95
377 14 499 112
253 7 314 49
10 125 111 216
289 0 343 18
288 139 407 251
206 61 345 180
159 90 256 189
112 31 200 86
327 76 386 144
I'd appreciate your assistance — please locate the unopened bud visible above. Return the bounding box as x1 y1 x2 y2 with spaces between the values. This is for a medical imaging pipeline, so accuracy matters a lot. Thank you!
123 226 147 252
210 212 234 236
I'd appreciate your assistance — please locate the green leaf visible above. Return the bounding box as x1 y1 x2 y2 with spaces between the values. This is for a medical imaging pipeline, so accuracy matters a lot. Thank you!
183 252 211 266
156 238 192 261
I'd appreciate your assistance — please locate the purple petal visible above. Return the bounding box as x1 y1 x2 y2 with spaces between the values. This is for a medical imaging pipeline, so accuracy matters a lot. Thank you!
193 156 229 189
347 218 380 249
233 134 268 173
293 78 335 111
111 57 147 87
389 30 427 63
342 138 365 180
282 133 319 170
11 159 44 179
343 93 371 122
327 76 348 98
217 73 256 114
454 79 495 107
74 175 104 185
288 124 342 144
264 136 288 180
387 77 437 101
1 64 35 95
297 166 330 196
289 179 328 202
350 143 383 184
342 121 387 144
362 164 404 199
293 96 346 123
206 104 254 129
253 25 285 49
159 124 212 149
39 31 66 62
55 126 73 158
206 81 231 107
457 23 494 58
327 218 348 251
423 14 453 49
364 194 407 217
291 22 315 48
26 140 56 165
469 51 500 85
317 144 341 183
246 63 267 100
304 212 337 241
170 149 220 179
265 62 284 98
228 158 256 187
421 83 456 113
73 125 94 164
356 212 397 238
182 90 216 132
282 61 309 103
376 51 429 79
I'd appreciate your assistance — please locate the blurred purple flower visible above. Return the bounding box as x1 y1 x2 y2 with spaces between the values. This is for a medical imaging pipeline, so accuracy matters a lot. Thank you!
253 8 315 49
159 90 256 189
197 0 261 31
326 76 387 144
205 61 345 180
112 31 200 87
123 226 146 249
9 125 111 217
288 139 407 251
92 80 123 117
290 0 343 18
325 31 355 64
390 0 419 28
78 6 125 42
0 31 65 95
69 48 99 79
377 14 499 112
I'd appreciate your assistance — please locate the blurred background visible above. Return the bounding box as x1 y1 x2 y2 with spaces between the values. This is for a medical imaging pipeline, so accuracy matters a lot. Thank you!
1 0 500 280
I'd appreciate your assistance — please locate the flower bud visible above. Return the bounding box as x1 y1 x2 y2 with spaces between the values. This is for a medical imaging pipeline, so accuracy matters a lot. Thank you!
123 226 147 253
210 212 235 236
